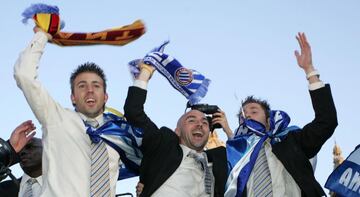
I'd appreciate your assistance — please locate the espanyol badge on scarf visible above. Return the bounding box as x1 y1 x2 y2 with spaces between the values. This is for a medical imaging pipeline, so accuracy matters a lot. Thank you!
325 145 360 197
128 41 210 105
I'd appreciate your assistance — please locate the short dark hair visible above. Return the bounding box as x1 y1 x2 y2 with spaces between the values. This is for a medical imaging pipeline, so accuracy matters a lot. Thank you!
238 95 271 120
70 62 107 94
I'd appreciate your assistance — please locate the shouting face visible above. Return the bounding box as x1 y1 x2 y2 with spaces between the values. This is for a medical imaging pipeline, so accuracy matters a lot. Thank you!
71 72 108 118
176 110 210 152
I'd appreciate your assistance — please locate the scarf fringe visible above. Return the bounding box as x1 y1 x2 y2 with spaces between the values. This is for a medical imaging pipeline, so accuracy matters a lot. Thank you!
22 3 59 24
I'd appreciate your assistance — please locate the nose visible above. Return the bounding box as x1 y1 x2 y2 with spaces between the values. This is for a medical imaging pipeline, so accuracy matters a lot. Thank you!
195 120 204 129
87 85 94 92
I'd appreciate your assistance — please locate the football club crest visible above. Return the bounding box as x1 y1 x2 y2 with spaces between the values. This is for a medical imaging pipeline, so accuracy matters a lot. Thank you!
175 67 193 86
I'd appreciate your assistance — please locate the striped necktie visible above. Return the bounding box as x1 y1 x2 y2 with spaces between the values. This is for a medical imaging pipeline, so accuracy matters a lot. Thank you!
23 178 36 197
188 151 213 194
253 145 273 196
86 119 111 197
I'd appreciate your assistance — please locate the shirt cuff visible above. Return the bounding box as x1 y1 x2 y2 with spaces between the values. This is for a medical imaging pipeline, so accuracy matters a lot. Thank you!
133 80 148 90
308 81 325 91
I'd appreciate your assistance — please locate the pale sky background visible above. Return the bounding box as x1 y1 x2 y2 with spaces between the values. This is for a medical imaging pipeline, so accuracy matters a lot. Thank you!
1 0 359 195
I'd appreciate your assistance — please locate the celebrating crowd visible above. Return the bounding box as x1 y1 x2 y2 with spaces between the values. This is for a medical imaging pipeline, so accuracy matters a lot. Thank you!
0 13 345 197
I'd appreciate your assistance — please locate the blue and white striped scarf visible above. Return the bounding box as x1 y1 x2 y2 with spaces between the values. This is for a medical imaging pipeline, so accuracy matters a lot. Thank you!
225 110 300 197
128 41 210 105
85 113 143 180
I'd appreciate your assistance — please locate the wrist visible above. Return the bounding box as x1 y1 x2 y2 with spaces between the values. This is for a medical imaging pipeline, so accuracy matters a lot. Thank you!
306 69 320 80
139 63 155 77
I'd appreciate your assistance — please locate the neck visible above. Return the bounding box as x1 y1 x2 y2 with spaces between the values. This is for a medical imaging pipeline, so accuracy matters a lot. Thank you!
27 168 42 178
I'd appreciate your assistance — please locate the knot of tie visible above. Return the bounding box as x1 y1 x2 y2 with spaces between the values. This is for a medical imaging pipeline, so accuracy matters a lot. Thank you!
27 178 37 185
85 119 102 144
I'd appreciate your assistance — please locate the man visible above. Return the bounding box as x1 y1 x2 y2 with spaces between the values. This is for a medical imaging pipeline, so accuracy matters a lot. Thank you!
124 63 228 197
0 137 43 197
224 33 338 196
0 120 37 197
14 28 142 196
18 137 43 197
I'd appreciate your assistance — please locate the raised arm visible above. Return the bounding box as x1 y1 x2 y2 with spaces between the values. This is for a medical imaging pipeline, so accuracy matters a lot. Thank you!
14 29 62 126
124 63 156 130
293 32 338 158
0 120 36 167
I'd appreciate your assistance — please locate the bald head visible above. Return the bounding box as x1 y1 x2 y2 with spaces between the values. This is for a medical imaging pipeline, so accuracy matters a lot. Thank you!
175 110 210 152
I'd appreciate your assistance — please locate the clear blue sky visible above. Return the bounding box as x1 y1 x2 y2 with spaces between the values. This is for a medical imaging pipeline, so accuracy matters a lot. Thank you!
2 0 359 195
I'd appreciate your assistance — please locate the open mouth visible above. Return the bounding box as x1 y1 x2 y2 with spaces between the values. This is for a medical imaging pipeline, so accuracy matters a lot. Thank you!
192 131 204 138
86 98 96 106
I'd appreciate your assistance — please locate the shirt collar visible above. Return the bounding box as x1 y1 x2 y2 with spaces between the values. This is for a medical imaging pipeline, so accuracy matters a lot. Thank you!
78 112 105 126
180 144 206 160
21 173 43 187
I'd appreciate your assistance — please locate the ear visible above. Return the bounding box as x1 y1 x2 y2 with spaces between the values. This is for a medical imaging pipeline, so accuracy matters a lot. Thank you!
175 127 181 137
266 117 271 130
104 92 109 103
71 94 76 106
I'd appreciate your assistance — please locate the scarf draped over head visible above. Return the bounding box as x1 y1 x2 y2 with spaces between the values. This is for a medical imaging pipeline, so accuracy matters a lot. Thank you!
22 3 145 46
225 110 300 197
128 41 210 105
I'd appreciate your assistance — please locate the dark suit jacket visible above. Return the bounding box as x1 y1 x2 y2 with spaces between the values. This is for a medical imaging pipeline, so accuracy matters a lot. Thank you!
124 86 228 197
0 178 20 197
241 84 337 197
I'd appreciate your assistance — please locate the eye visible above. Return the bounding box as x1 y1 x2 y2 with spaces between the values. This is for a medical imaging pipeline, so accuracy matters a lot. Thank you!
188 118 195 123
78 84 85 89
202 120 209 125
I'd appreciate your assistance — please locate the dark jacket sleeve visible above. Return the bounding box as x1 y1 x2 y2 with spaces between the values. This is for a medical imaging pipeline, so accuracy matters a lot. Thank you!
124 86 181 156
124 86 183 196
292 84 338 158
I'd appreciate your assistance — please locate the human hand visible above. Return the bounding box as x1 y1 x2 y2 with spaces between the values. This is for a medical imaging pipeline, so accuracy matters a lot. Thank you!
9 120 36 153
137 62 156 82
136 182 144 197
294 32 314 73
33 26 53 41
212 110 233 139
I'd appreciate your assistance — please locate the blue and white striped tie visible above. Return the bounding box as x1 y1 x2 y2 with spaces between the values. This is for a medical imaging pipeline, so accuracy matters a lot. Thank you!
87 119 111 197
253 146 273 197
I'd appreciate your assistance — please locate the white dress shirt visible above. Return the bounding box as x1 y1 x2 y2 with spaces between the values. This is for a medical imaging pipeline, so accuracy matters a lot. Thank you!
246 139 301 197
14 32 120 197
152 145 213 197
18 173 42 197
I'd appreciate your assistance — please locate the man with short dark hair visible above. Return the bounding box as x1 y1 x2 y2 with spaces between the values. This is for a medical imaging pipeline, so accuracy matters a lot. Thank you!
14 28 142 196
224 33 338 197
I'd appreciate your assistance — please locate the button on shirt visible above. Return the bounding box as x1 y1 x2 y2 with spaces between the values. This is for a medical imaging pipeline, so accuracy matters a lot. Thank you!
18 173 42 197
152 145 214 197
14 32 120 197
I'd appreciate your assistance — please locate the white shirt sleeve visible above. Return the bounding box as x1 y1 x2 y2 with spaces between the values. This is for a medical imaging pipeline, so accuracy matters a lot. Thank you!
14 32 62 127
308 81 325 91
133 79 148 90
